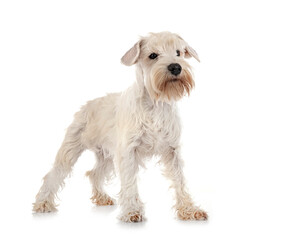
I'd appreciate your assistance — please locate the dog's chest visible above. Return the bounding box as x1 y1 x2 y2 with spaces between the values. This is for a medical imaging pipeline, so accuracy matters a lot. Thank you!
139 105 181 154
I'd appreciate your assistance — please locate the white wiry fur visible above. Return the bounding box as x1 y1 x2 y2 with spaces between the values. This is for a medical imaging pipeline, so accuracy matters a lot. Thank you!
33 31 208 222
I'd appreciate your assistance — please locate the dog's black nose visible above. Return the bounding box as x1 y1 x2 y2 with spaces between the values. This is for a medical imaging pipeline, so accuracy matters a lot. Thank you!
168 63 182 76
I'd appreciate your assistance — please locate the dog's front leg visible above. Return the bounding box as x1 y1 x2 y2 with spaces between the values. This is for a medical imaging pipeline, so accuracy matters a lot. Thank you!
116 146 145 222
160 147 208 220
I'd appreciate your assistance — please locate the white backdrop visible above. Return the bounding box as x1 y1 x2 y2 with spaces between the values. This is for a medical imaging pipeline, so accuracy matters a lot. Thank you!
0 0 283 239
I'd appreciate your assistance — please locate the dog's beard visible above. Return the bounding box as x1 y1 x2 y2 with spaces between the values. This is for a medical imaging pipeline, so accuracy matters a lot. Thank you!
150 67 195 101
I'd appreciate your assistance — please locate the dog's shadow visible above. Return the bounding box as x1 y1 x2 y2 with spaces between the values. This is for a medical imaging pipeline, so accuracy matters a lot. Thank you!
116 220 146 228
32 211 58 219
91 204 117 216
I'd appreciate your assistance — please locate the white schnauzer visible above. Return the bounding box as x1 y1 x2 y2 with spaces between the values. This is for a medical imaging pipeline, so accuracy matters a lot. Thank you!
33 31 208 222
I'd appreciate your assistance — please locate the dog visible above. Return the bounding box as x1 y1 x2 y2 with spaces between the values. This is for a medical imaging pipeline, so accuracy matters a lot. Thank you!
33 31 208 222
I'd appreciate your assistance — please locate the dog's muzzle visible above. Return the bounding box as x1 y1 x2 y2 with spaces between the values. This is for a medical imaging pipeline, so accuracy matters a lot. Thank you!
168 63 182 76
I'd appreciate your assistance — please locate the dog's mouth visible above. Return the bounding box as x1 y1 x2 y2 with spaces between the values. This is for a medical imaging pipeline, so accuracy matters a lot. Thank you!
168 78 180 83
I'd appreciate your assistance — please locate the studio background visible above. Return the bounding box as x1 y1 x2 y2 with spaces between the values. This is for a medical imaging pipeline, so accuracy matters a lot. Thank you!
0 0 283 239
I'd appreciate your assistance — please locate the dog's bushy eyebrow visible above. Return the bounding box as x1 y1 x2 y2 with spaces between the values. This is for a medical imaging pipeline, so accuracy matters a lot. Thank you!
143 34 185 54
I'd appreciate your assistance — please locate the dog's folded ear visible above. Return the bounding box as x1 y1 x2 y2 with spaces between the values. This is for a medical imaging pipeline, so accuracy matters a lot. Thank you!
177 35 200 62
121 40 142 66
184 44 200 62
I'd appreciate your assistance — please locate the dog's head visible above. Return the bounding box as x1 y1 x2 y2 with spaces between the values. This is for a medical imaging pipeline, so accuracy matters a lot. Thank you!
121 32 199 102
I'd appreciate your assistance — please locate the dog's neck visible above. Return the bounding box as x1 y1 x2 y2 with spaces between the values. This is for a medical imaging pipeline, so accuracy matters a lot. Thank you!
135 64 145 96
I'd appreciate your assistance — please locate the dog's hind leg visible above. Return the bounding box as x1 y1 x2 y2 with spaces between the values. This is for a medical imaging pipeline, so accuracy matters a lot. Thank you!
86 148 115 206
33 112 86 213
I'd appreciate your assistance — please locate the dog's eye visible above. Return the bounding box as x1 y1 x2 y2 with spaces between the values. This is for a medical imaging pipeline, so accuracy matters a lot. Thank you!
149 53 158 59
176 50 180 57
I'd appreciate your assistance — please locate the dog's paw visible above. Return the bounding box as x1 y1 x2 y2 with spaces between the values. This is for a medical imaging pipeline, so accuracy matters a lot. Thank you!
91 194 115 206
33 201 58 213
177 207 208 221
119 211 145 223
